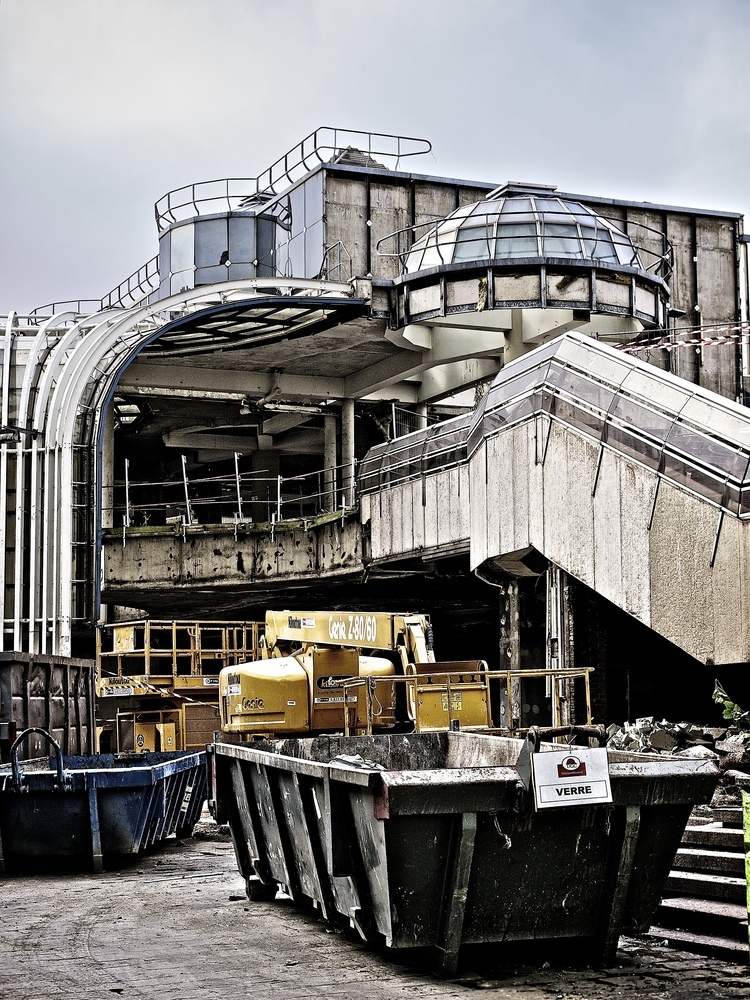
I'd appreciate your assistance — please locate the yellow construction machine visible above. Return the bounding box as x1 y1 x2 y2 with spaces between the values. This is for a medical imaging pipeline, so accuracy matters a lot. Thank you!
219 610 492 737
97 619 263 751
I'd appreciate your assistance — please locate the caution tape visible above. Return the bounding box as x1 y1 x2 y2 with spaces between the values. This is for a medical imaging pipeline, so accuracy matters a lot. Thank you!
612 322 750 354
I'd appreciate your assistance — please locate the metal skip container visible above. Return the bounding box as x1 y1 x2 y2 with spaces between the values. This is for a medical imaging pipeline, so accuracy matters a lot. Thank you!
0 728 207 874
208 730 720 974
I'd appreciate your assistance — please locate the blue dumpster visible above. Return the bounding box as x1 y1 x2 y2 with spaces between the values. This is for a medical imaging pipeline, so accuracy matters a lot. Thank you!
0 728 206 873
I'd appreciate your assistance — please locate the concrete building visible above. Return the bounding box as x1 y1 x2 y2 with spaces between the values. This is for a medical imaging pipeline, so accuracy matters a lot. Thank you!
2 127 750 723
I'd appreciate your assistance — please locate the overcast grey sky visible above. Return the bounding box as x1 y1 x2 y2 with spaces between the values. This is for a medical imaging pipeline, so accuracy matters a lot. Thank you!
1 0 749 314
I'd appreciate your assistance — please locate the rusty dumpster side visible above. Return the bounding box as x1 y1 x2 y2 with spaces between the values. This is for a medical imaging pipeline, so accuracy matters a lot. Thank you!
208 731 719 975
0 651 95 762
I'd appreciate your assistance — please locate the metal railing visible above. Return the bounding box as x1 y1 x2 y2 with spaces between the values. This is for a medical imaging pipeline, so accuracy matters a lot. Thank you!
107 454 359 531
377 208 673 280
100 255 161 309
361 332 750 522
29 299 102 318
154 128 432 232
30 255 162 318
319 241 353 282
340 666 594 737
97 619 263 683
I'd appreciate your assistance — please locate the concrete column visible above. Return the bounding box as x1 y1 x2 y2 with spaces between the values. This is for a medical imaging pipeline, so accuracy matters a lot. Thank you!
323 413 338 511
341 399 355 508
498 580 521 730
546 564 574 726
101 404 115 530
415 403 428 431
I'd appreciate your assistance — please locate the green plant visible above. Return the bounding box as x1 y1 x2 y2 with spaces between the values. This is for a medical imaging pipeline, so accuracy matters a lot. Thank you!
712 680 750 730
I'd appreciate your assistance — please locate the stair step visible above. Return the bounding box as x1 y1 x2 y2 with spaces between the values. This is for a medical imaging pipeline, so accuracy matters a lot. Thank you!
694 806 743 827
648 925 749 963
674 847 746 875
660 896 748 920
656 896 748 939
682 826 745 849
666 869 747 902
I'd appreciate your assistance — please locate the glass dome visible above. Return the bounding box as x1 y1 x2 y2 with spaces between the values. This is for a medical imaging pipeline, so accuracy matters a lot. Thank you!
404 191 643 273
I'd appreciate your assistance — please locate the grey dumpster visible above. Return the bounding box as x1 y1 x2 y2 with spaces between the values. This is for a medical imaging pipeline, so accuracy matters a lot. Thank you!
0 728 207 873
208 730 719 974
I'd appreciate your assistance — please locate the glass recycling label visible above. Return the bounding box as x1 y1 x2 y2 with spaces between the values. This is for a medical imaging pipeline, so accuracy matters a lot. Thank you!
531 747 612 810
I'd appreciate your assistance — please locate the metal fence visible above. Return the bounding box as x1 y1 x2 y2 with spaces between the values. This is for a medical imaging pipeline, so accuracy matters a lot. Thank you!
106 454 358 530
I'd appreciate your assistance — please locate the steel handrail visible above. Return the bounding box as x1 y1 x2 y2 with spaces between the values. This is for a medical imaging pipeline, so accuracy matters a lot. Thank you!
339 666 594 737
154 128 432 232
361 338 750 519
376 209 673 279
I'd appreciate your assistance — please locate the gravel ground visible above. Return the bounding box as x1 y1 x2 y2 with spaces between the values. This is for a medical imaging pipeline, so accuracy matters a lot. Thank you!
0 820 748 1000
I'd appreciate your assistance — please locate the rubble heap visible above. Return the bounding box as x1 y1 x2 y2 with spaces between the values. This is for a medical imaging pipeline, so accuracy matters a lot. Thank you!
606 709 750 806
605 718 733 757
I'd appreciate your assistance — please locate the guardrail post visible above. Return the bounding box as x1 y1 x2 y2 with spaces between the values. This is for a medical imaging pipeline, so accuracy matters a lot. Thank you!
181 455 194 525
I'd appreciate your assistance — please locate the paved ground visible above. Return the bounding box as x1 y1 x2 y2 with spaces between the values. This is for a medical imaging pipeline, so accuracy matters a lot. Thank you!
1 821 748 1000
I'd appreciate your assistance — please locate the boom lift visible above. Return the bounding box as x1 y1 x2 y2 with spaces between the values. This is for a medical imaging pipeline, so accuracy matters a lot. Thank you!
219 610 492 736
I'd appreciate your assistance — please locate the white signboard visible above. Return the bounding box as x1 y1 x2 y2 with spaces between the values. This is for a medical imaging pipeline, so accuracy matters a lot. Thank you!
531 747 612 810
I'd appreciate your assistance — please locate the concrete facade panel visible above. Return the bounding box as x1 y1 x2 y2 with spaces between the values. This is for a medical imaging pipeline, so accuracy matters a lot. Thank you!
446 278 479 309
634 285 656 316
596 277 631 308
102 518 363 595
485 436 504 557
413 183 458 231
625 208 666 266
459 464 471 540
323 176 368 278
546 273 590 303
510 424 534 555
362 493 380 560
458 187 493 208
709 513 748 664
649 483 719 663
409 284 441 314
540 425 596 585
527 420 546 554
468 444 488 566
591 448 624 607
494 273 541 303
424 475 440 551
369 182 411 282
739 518 750 662
614 459 653 625
446 467 461 541
435 471 452 547
389 485 406 555
400 479 415 555
695 218 739 398
411 479 425 552
666 213 700 385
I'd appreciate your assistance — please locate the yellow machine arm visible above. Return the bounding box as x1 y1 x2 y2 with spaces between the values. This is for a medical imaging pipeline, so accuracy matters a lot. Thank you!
263 610 436 669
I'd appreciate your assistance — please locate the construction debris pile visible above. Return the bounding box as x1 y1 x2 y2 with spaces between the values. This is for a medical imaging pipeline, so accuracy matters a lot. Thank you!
606 719 731 757
606 680 750 773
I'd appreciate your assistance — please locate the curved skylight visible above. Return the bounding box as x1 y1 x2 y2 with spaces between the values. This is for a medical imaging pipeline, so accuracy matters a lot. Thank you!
404 194 642 273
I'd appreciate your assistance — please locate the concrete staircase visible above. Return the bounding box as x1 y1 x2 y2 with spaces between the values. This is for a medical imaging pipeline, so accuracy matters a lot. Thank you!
649 804 748 962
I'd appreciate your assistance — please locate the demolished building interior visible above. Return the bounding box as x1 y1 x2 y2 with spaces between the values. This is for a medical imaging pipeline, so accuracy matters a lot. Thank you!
2 126 750 729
